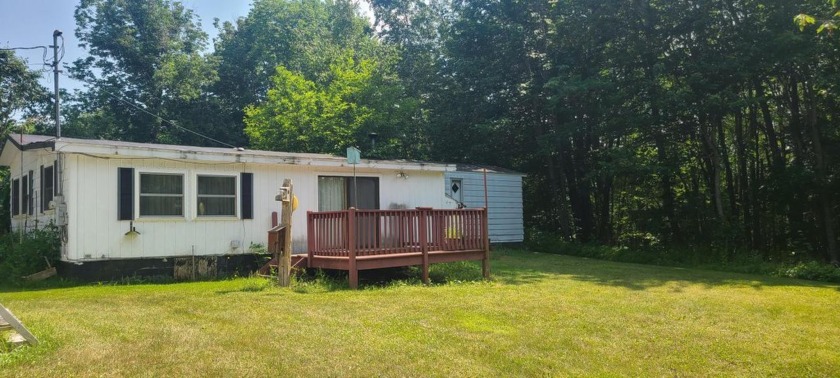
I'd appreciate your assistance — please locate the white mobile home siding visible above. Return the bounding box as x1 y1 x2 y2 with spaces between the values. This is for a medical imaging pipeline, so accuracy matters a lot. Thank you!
445 170 524 243
61 154 445 261
7 149 61 233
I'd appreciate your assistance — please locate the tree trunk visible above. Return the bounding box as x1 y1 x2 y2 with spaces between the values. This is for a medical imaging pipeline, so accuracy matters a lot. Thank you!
653 112 679 242
783 75 808 247
596 138 614 243
803 83 839 264
717 115 737 217
734 108 751 247
700 116 725 222
755 81 783 170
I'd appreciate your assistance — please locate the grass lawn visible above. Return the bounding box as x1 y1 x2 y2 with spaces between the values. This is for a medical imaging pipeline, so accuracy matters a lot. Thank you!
1 249 839 377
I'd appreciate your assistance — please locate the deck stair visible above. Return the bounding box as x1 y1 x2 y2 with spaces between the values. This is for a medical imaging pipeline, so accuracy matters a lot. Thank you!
256 255 308 277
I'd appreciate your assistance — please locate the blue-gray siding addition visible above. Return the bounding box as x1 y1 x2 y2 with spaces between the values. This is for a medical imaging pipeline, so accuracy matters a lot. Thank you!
445 170 524 243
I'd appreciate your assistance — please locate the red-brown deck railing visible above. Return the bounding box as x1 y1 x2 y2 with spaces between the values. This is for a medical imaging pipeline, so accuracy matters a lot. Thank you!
306 207 490 288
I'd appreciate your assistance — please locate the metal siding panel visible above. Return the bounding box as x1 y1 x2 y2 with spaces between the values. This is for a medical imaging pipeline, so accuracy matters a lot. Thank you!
444 171 523 243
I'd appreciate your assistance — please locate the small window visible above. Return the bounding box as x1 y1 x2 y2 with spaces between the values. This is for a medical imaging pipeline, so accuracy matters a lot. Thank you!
11 178 20 216
139 173 184 216
42 165 54 212
197 175 236 216
450 178 463 204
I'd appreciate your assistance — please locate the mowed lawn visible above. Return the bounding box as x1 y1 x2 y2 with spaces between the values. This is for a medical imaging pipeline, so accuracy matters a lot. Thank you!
1 249 839 377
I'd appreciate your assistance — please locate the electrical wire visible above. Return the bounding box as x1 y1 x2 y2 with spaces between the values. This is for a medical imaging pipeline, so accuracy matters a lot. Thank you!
0 46 48 53
1 45 50 71
61 72 238 149
57 35 65 63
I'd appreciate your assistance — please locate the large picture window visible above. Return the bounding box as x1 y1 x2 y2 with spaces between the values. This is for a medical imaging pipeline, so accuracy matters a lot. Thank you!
140 173 184 216
197 175 236 216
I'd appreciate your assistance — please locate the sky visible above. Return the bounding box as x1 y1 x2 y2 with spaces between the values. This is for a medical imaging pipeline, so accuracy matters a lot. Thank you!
0 0 254 92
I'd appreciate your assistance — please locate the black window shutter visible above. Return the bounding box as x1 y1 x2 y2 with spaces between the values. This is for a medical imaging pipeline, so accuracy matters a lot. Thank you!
241 172 253 219
28 170 33 215
118 168 134 220
11 178 19 216
40 165 45 212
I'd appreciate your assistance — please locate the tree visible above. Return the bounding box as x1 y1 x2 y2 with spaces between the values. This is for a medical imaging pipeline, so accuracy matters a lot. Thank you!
0 50 49 234
245 53 397 155
211 0 381 148
68 0 219 145
795 1 839 33
374 0 840 265
0 50 48 136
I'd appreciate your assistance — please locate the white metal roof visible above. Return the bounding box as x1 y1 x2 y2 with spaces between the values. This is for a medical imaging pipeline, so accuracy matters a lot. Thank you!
0 134 455 172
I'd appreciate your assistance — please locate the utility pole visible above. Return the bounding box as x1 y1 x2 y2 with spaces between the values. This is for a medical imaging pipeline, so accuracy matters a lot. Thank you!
52 30 63 203
52 30 61 140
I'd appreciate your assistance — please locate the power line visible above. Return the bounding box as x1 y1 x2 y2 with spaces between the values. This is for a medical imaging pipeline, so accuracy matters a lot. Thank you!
0 46 48 51
1 46 50 68
60 72 238 149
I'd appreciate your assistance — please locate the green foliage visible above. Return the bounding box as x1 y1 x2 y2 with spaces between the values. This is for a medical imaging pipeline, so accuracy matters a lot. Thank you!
0 226 61 285
0 51 48 135
210 0 386 150
779 261 840 282
371 0 840 263
527 229 840 283
34 0 840 266
244 54 377 154
795 1 840 33
68 0 222 145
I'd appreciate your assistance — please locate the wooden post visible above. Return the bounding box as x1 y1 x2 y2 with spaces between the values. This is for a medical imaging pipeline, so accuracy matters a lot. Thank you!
482 207 491 280
417 207 430 284
348 208 358 289
278 179 294 287
306 211 314 268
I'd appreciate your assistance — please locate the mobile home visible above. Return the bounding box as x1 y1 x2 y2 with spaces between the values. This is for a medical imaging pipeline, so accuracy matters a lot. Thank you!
0 135 524 280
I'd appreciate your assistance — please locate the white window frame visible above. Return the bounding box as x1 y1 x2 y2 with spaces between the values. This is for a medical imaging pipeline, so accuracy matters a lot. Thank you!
195 174 238 218
42 165 55 213
138 172 185 218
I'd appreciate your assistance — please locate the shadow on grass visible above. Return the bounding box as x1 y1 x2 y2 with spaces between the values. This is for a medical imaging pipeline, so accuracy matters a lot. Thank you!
492 249 840 292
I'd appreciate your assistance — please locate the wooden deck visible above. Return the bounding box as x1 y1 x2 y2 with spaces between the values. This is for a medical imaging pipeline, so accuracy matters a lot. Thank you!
287 207 490 288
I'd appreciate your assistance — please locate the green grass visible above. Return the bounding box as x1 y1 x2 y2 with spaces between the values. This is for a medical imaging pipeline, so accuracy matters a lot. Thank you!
1 249 839 377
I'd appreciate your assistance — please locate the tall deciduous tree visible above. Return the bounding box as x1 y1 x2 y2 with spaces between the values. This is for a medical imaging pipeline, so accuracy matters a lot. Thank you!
0 50 48 136
244 54 375 154
374 0 840 264
68 0 219 144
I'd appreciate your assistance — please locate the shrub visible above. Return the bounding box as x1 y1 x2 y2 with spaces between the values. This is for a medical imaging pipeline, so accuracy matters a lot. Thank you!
778 261 840 283
526 228 840 284
0 226 61 285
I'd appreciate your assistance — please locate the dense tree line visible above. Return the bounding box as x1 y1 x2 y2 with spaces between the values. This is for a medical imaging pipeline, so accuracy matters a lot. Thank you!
3 0 839 265
371 0 840 265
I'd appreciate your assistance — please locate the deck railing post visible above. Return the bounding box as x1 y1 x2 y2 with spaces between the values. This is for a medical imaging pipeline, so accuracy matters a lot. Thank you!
482 207 491 280
348 208 358 289
417 207 431 284
306 211 314 268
